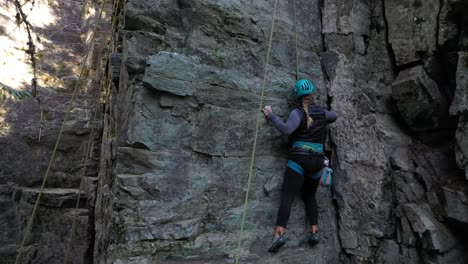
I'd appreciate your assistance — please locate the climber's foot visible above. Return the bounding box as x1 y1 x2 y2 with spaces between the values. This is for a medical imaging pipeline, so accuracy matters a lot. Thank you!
307 231 319 246
268 234 286 253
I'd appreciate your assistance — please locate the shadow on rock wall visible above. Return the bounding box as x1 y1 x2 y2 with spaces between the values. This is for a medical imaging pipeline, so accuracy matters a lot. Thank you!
0 0 110 263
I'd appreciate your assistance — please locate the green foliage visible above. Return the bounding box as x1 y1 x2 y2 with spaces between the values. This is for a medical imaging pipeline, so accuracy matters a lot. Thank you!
0 82 33 100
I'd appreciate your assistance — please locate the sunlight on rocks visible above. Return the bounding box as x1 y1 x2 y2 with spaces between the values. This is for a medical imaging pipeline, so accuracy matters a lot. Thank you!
0 108 10 135
0 0 81 91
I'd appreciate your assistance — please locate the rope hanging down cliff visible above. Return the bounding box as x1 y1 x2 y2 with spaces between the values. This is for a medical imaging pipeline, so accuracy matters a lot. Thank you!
234 0 302 261
14 1 106 263
63 0 123 261
293 0 300 81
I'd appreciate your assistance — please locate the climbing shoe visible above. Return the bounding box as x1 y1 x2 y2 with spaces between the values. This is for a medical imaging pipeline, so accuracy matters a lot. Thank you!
307 231 319 246
268 234 286 253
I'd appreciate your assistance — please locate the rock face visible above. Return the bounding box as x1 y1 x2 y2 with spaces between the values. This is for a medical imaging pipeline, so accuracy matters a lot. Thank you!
95 0 468 263
94 0 342 263
2 0 468 263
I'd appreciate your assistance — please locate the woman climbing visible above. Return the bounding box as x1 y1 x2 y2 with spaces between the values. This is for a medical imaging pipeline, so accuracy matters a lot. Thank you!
262 79 338 253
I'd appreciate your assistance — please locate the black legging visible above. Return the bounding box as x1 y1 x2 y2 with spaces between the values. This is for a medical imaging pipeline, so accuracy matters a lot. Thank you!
276 153 323 228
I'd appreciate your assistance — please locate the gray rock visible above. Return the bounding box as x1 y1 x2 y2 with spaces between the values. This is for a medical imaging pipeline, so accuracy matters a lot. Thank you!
411 147 457 192
427 191 441 208
376 114 413 155
122 31 166 74
391 65 448 131
0 185 92 264
111 53 123 86
320 52 339 80
455 117 468 172
396 205 418 247
60 75 80 90
437 0 461 48
324 34 354 55
403 203 456 253
462 24 468 50
114 257 154 264
0 184 19 263
385 0 440 66
142 53 201 97
125 6 166 33
125 219 203 242
322 0 370 36
27 188 84 211
376 239 419 264
320 3 418 259
450 52 468 115
422 245 468 264
390 147 415 172
442 187 468 224
0 91 100 188
393 171 426 203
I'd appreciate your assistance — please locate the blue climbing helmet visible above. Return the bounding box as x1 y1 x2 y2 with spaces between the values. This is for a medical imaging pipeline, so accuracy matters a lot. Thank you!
294 79 315 97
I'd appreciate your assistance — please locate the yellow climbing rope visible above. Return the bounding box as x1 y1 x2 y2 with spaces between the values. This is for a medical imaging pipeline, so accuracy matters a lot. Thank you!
63 77 104 264
234 0 279 262
234 0 305 261
293 0 300 81
14 1 106 263
63 0 122 261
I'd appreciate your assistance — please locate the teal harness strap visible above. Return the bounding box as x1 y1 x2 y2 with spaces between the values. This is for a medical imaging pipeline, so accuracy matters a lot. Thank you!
292 141 324 153
287 160 304 176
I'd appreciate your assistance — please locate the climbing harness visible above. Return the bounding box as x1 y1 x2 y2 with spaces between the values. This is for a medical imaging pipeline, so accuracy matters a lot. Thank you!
14 1 107 263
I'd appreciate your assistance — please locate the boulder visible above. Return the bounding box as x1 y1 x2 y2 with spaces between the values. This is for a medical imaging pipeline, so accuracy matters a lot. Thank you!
391 66 448 131
442 187 468 224
403 204 456 253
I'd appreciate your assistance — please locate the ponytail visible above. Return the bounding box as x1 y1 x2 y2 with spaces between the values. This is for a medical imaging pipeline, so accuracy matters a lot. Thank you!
302 94 314 128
